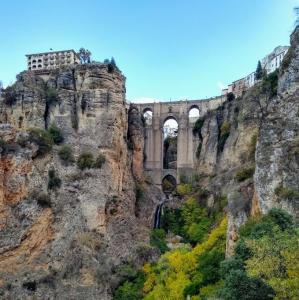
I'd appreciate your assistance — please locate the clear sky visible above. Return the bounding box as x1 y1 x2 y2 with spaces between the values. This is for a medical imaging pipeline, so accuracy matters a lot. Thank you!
0 0 297 102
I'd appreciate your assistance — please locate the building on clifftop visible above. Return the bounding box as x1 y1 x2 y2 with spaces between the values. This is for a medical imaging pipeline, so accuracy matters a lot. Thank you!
26 49 80 71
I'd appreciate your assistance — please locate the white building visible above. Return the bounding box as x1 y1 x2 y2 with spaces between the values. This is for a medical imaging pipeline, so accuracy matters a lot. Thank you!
244 71 255 88
26 50 80 71
222 45 289 96
261 46 289 74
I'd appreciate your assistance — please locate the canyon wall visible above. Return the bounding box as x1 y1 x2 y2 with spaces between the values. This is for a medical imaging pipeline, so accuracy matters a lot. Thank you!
0 64 161 299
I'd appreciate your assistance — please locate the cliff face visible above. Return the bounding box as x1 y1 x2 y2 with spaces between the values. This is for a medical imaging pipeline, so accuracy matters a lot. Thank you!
255 28 299 217
194 28 299 256
0 64 161 299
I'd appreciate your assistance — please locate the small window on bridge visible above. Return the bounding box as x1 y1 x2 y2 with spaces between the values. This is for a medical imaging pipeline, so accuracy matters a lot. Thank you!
189 106 200 123
143 109 153 125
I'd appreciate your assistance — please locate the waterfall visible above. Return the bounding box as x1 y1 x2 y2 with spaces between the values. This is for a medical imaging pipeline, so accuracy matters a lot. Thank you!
154 203 163 229
154 196 167 229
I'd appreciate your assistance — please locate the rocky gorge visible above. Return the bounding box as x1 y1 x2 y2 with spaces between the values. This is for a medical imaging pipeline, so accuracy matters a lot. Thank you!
0 28 298 300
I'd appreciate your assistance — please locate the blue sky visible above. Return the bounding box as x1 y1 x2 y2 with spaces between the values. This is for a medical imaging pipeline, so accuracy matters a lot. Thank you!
0 0 297 102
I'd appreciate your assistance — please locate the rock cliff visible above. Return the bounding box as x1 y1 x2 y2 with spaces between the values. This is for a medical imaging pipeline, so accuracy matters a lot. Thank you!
193 28 299 255
0 64 161 299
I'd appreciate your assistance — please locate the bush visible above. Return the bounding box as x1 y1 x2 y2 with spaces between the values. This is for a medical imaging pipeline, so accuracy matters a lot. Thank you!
193 118 205 138
93 153 106 168
2 85 17 106
218 270 275 300
235 166 255 182
114 271 145 300
48 169 62 190
220 258 244 279
227 92 235 102
48 123 64 144
28 128 53 156
248 133 257 161
218 121 231 152
220 122 231 136
177 184 192 196
150 229 169 253
267 208 294 230
58 145 75 164
275 185 299 200
35 192 51 207
77 152 94 170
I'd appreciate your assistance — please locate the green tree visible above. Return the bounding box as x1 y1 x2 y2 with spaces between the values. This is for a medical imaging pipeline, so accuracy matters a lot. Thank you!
28 128 53 156
58 145 75 164
77 152 94 170
48 169 61 190
48 123 64 144
219 270 275 300
255 60 264 80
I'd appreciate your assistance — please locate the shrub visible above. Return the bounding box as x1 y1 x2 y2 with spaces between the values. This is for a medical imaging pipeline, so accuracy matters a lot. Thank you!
28 128 53 156
227 92 235 102
114 271 145 300
35 192 51 207
2 85 17 106
48 123 64 144
193 118 205 138
261 70 278 98
218 270 275 300
77 152 94 170
220 122 231 136
267 208 294 230
235 166 255 182
58 145 75 164
248 133 257 161
162 178 174 192
220 258 244 279
218 121 231 152
76 232 102 252
93 153 106 168
275 185 299 200
48 169 62 190
150 229 169 253
177 184 192 196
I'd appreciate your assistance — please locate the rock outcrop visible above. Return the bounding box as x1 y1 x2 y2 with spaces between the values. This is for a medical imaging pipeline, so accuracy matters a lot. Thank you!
0 64 162 299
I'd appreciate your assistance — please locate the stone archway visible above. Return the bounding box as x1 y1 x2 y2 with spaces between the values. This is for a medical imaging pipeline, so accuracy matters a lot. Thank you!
134 96 225 187
162 174 177 194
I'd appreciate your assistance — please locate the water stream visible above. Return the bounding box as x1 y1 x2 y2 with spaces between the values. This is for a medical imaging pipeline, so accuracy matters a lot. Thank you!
153 195 168 229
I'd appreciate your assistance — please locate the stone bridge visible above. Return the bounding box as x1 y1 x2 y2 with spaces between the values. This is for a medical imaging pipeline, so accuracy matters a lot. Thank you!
134 96 225 188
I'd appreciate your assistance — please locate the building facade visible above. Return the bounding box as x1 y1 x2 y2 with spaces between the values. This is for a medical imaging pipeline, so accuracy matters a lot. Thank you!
26 50 80 71
222 45 289 97
261 46 289 74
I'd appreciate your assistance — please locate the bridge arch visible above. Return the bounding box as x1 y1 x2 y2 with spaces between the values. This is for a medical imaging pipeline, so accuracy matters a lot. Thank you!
134 96 225 188
162 174 177 194
188 105 200 123
143 108 153 125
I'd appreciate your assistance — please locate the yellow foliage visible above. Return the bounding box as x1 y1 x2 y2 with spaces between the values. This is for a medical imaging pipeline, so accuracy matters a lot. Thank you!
176 184 192 196
193 217 227 256
142 263 152 274
143 273 156 294
142 217 228 300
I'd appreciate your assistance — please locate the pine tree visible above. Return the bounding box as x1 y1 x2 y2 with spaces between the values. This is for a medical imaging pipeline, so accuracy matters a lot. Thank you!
255 61 263 80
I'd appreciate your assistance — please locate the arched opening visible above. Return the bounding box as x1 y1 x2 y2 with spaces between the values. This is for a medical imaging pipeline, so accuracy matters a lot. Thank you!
163 117 178 169
162 174 177 194
143 108 153 125
189 106 200 123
